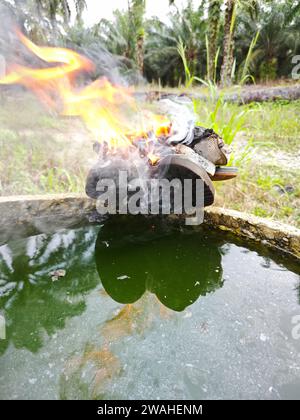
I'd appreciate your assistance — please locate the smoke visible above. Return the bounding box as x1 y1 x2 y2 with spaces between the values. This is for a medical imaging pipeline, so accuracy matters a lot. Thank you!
159 97 196 145
0 3 198 220
0 1 141 84
72 42 143 87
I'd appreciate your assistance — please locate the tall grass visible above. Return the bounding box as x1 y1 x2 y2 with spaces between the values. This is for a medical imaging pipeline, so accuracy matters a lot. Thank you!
194 96 251 165
239 31 260 85
177 38 194 88
177 37 212 88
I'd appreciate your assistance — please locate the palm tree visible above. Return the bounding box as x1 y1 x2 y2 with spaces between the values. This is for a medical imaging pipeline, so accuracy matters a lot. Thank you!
1 0 87 42
130 0 146 74
96 1 145 75
35 0 87 26
0 227 98 355
207 0 221 81
98 10 135 60
145 2 206 86
220 0 262 86
220 0 236 86
144 17 181 85
234 0 300 82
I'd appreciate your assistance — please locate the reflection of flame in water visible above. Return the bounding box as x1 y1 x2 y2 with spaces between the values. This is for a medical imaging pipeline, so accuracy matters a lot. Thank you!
101 304 143 339
61 343 121 399
60 218 223 399
101 298 172 343
83 345 121 398
60 295 173 399
0 31 171 156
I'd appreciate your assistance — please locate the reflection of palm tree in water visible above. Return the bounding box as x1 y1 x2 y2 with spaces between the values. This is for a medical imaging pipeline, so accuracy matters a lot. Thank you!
0 227 99 355
60 216 224 399
95 216 224 311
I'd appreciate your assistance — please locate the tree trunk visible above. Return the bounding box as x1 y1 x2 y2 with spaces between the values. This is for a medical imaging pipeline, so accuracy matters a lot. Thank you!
130 0 146 75
224 84 300 105
136 34 144 74
207 0 221 82
220 0 236 87
139 84 300 105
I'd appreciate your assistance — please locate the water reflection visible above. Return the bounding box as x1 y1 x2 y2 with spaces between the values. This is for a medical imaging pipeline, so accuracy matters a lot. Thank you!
0 218 224 358
0 227 98 354
61 217 225 399
1 219 299 399
60 296 160 400
95 216 224 312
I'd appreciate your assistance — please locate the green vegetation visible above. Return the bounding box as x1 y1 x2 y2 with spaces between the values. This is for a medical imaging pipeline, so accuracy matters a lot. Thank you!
0 95 90 195
196 99 300 227
2 0 300 85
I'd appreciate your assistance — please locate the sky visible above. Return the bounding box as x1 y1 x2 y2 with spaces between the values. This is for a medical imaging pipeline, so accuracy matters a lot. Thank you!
78 0 201 26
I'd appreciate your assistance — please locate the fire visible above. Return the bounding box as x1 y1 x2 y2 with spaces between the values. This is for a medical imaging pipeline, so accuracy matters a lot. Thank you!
147 153 160 166
0 31 172 156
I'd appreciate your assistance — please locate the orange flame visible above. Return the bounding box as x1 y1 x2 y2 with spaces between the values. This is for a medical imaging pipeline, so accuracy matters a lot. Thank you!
147 152 160 166
0 31 171 155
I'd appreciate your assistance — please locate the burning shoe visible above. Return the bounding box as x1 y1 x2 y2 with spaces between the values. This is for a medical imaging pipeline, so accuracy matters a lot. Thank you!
85 121 238 210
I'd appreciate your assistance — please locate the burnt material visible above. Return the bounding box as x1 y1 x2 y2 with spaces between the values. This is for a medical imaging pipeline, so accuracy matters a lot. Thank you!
85 152 215 210
158 154 215 208
85 125 235 210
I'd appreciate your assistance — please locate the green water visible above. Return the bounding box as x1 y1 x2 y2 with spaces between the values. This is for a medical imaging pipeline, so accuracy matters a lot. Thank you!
0 217 299 400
